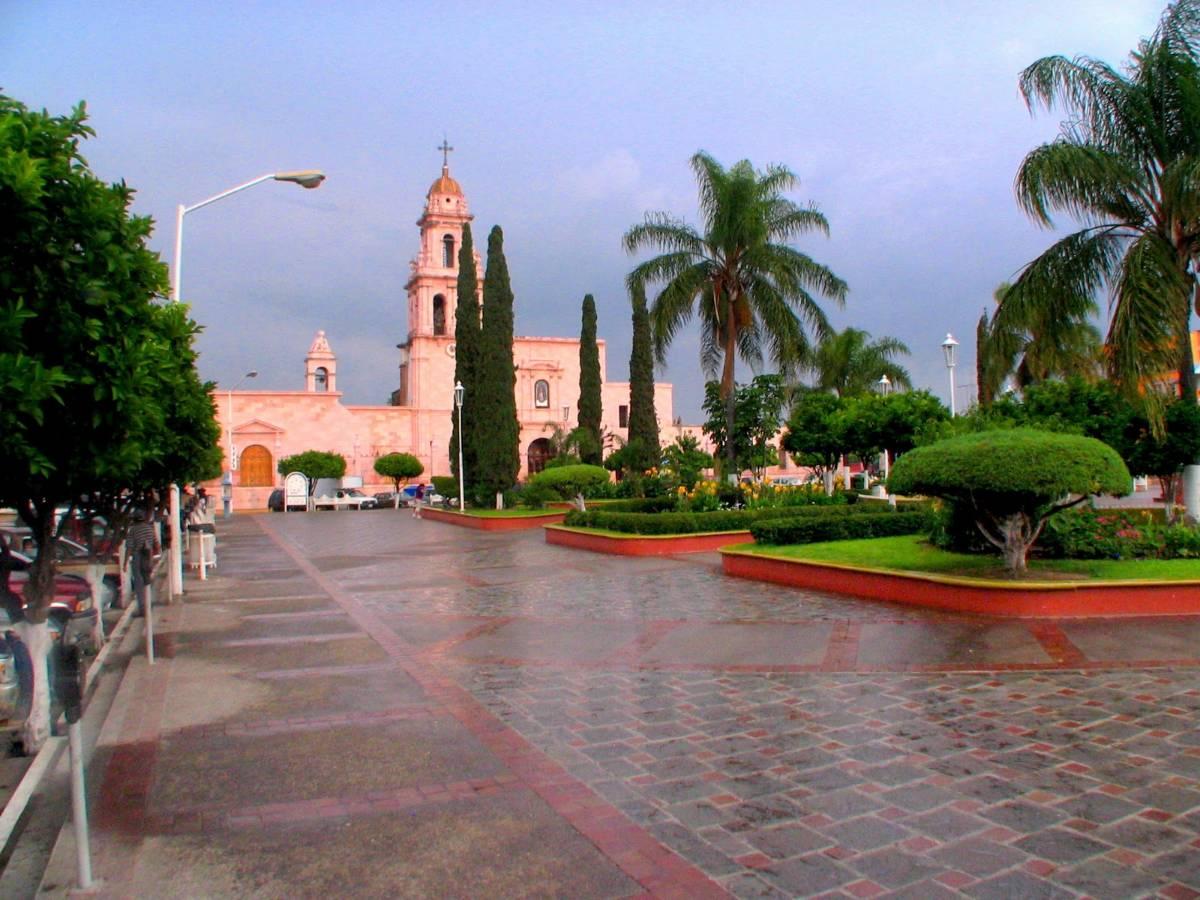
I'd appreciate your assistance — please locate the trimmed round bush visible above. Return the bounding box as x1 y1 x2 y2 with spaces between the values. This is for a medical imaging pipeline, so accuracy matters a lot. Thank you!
528 464 610 510
889 428 1130 574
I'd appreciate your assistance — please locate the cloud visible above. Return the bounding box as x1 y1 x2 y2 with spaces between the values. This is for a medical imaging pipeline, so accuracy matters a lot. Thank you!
554 149 641 203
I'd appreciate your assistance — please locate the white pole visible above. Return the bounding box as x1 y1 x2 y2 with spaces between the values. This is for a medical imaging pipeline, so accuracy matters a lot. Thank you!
948 366 957 417
457 402 465 511
168 485 182 597
145 578 155 665
68 720 93 889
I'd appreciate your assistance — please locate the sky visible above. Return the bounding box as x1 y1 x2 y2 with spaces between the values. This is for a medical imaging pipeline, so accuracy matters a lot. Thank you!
4 0 1167 422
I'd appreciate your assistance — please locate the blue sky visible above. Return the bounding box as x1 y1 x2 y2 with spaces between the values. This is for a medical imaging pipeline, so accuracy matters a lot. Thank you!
4 0 1166 420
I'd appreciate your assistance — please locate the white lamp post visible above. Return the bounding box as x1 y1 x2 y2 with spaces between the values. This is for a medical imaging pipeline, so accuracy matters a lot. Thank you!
168 169 325 595
454 381 465 511
225 370 258 517
877 374 891 485
942 333 959 417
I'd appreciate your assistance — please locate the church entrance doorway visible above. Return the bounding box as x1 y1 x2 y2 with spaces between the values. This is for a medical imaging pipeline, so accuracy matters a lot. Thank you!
527 438 552 475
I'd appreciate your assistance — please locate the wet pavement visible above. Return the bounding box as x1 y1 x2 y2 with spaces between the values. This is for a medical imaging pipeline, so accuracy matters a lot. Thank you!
52 512 1200 898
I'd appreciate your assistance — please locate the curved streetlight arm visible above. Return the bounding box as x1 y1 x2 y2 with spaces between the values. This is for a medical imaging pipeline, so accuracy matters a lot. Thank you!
171 170 325 301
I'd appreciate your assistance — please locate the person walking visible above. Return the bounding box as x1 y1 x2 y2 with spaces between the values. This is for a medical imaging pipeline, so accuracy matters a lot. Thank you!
127 508 159 617
412 483 425 519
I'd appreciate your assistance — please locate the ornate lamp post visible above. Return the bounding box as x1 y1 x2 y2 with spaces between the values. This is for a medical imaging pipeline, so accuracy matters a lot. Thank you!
454 381 465 511
168 169 325 595
942 333 959 417
877 374 892 485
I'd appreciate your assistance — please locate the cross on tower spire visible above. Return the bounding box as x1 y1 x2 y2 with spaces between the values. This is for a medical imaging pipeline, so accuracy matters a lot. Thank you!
438 137 454 171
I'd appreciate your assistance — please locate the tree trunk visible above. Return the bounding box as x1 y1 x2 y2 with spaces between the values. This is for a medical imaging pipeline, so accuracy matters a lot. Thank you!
17 620 52 752
575 493 586 512
721 318 738 478
823 469 834 497
998 513 1032 575
1182 284 1199 523
1159 474 1180 524
495 491 504 511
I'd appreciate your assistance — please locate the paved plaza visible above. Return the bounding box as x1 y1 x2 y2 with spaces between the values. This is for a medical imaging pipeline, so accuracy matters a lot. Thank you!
53 512 1200 898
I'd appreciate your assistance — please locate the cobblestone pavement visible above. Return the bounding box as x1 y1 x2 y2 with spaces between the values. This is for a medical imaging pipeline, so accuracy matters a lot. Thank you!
74 512 1200 899
255 512 1200 899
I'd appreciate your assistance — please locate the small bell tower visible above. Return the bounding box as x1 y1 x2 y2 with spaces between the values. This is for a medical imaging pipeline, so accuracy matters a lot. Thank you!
305 330 337 392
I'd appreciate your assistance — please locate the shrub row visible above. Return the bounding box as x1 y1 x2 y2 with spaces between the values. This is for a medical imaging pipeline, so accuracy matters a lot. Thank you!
563 502 923 536
750 510 933 545
1038 507 1200 560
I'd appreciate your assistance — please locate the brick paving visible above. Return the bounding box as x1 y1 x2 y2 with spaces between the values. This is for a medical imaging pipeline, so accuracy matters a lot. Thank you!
61 512 1200 898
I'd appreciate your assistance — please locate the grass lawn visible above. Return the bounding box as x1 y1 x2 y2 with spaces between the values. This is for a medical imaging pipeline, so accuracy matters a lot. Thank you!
738 534 1200 582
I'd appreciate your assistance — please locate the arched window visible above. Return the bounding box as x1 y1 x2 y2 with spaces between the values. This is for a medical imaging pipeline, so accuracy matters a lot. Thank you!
433 295 447 335
239 445 273 487
527 438 552 475
442 234 455 268
534 379 550 408
314 367 328 392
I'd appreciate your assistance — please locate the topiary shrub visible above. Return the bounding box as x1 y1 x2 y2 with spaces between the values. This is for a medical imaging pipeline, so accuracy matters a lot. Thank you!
562 502 919 535
888 428 1130 574
520 481 557 509
528 464 610 511
750 510 932 545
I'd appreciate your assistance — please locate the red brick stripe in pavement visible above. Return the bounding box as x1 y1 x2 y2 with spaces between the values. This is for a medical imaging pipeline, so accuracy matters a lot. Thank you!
255 516 731 900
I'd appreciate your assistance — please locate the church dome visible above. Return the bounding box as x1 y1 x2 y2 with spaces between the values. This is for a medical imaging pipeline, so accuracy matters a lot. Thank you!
428 165 463 197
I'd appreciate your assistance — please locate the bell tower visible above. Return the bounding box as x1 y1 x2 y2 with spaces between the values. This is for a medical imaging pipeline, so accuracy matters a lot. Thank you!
394 142 482 406
305 330 337 392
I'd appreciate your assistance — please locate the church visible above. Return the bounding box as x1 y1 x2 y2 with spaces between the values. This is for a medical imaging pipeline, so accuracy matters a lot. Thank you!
212 156 690 511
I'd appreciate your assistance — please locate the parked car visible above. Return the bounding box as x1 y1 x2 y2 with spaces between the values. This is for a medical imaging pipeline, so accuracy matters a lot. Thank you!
267 489 307 512
312 488 377 510
372 491 405 508
6 562 99 651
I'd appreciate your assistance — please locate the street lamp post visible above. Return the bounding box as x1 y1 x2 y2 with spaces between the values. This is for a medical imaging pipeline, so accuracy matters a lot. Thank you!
454 381 465 511
225 370 258 517
877 374 891 485
168 169 325 596
942 333 959 417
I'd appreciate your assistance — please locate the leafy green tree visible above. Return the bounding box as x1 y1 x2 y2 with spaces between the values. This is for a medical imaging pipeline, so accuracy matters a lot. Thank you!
1126 399 1200 522
782 391 847 494
474 226 520 506
702 375 786 480
624 151 848 473
373 453 424 502
977 283 1102 407
805 326 911 398
1001 1 1200 408
625 280 660 473
450 223 481 491
277 451 346 495
577 294 603 465
889 429 1131 574
0 95 217 748
662 435 714 490
528 464 609 511
840 390 949 474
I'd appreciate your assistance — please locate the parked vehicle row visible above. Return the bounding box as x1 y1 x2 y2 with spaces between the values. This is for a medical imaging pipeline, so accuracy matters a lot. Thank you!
268 485 447 511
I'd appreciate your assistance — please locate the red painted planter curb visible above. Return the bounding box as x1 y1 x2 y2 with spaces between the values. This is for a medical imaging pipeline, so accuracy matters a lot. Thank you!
421 508 566 531
721 549 1200 618
545 525 752 556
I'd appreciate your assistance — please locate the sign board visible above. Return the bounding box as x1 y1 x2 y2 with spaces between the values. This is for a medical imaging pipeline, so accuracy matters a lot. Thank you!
284 472 309 512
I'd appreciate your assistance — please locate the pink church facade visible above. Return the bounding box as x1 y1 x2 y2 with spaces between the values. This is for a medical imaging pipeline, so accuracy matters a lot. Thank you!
212 161 696 511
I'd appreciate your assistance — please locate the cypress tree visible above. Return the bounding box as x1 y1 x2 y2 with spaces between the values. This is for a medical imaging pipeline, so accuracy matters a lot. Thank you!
626 280 660 470
450 223 480 492
577 294 603 465
474 226 520 505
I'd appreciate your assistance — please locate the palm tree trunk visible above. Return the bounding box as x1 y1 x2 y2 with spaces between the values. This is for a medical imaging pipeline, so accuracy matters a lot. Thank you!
1183 284 1200 522
721 324 738 480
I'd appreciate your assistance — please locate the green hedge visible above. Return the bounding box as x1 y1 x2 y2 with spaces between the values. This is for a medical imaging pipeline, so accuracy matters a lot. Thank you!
750 510 933 545
563 502 925 536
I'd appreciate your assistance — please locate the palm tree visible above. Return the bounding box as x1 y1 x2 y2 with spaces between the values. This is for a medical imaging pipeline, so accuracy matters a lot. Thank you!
999 0 1200 405
978 283 1102 406
806 326 912 398
623 151 848 471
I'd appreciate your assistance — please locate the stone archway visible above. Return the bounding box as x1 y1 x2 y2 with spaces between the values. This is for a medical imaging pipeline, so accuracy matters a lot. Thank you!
527 438 552 475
